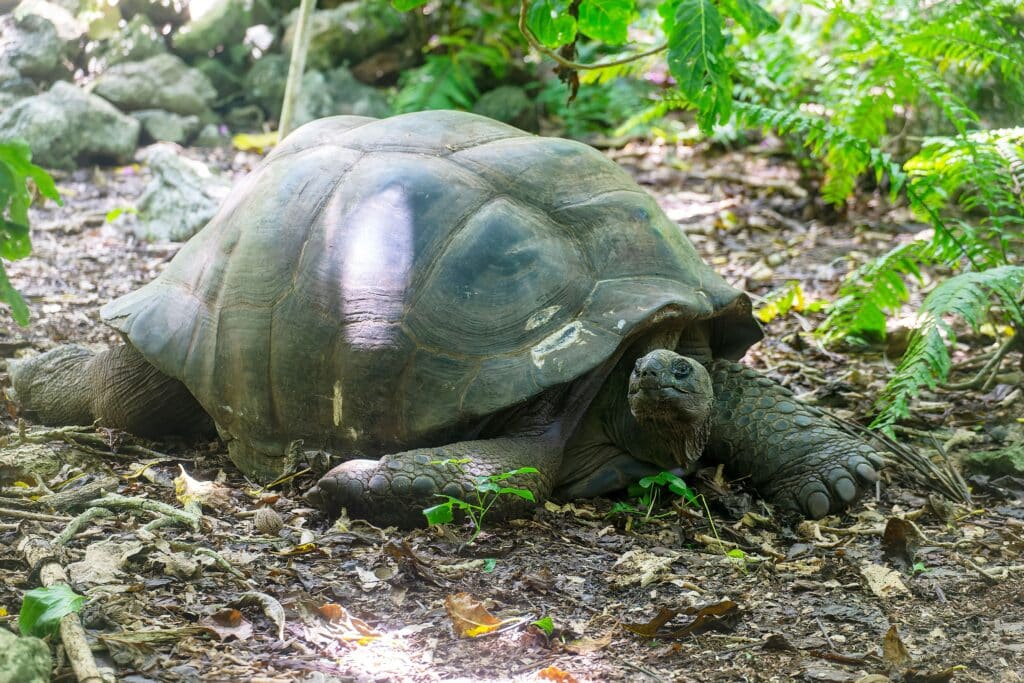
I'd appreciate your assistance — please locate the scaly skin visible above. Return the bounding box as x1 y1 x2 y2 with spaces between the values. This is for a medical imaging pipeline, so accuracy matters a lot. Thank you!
705 359 884 518
305 436 563 528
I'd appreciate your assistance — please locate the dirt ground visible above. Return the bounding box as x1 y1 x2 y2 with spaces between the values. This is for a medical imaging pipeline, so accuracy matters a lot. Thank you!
1 137 1022 683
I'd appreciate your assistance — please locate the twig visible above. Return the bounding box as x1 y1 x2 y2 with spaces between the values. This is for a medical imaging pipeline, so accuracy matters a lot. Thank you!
87 494 201 532
18 534 114 682
944 332 1022 390
518 0 666 72
0 506 71 522
55 508 114 546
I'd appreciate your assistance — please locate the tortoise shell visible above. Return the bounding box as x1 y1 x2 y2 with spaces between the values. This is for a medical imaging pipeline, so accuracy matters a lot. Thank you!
101 111 761 477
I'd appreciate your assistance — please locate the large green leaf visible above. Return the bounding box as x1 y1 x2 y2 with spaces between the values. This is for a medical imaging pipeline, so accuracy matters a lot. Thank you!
660 0 732 131
19 584 87 637
0 262 29 326
719 0 779 36
578 0 637 45
527 0 577 48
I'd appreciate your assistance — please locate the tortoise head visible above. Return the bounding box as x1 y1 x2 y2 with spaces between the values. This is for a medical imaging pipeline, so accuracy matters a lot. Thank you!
627 349 714 469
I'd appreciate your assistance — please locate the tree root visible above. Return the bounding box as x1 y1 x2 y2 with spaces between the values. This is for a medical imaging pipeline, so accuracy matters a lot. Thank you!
944 331 1023 391
17 534 115 683
86 493 201 532
2 423 176 462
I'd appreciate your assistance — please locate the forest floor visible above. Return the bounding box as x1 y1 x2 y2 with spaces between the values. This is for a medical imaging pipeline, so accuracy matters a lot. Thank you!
1 136 1023 683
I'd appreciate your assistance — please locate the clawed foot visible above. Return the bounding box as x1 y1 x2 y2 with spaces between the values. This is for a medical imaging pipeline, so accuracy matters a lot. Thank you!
770 443 885 519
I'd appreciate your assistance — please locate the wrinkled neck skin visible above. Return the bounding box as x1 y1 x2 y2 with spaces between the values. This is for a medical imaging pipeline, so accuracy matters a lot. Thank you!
598 350 714 473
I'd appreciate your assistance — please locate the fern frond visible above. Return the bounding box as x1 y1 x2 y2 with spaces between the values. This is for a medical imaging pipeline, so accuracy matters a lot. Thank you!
820 240 929 344
393 55 479 113
873 265 1024 430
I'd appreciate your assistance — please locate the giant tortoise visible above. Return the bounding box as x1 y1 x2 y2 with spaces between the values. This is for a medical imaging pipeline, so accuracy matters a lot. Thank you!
10 111 884 527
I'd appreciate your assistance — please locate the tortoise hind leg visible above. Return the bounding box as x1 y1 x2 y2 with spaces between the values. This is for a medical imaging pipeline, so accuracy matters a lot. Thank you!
705 360 885 518
11 344 211 438
306 435 564 528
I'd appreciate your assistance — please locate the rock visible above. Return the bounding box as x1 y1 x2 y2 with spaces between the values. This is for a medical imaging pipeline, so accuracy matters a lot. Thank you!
242 53 287 118
283 0 406 71
0 81 140 168
0 61 38 112
472 86 539 133
0 13 64 81
194 57 243 102
13 0 86 49
92 53 216 116
135 144 231 241
0 629 50 683
119 0 188 27
132 109 201 144
293 66 390 126
963 444 1024 477
193 123 230 147
93 14 165 68
245 57 390 123
171 0 274 58
0 442 63 484
224 103 264 131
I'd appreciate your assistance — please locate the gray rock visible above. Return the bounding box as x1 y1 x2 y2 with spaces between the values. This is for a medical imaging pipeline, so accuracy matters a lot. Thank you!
0 13 64 81
194 57 243 102
283 0 406 71
245 57 389 123
242 53 287 119
13 0 85 48
119 0 188 27
224 103 264 131
293 66 390 126
193 123 230 147
92 53 216 116
472 86 539 133
0 442 63 484
132 109 201 144
0 628 50 683
171 0 274 58
94 14 165 68
0 81 139 168
135 145 231 241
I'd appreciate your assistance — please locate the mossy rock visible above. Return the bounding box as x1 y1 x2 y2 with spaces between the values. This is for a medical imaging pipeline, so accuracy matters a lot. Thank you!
962 444 1024 477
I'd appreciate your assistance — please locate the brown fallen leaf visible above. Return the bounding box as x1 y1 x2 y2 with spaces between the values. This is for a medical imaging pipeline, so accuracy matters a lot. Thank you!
200 608 253 641
174 466 233 510
882 518 922 570
622 600 740 639
318 603 381 645
563 631 613 654
445 592 506 638
883 624 912 667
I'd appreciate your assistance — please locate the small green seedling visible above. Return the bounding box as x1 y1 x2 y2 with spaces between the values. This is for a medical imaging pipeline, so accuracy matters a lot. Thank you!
422 461 539 545
531 616 555 636
611 470 699 523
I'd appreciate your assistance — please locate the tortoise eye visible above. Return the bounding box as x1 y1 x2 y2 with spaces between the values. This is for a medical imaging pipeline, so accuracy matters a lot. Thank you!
673 363 691 379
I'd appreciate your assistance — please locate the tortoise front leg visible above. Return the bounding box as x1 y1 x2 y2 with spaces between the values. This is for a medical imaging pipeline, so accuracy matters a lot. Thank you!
306 436 563 528
705 360 885 518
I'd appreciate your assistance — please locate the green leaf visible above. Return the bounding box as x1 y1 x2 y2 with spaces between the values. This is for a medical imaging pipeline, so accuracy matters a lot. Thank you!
0 262 29 326
494 487 536 502
482 558 497 572
423 502 454 526
527 0 577 48
661 0 732 132
578 0 637 45
1 219 31 260
531 616 555 635
485 466 540 483
719 0 779 36
391 0 428 10
19 584 86 637
726 548 747 559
